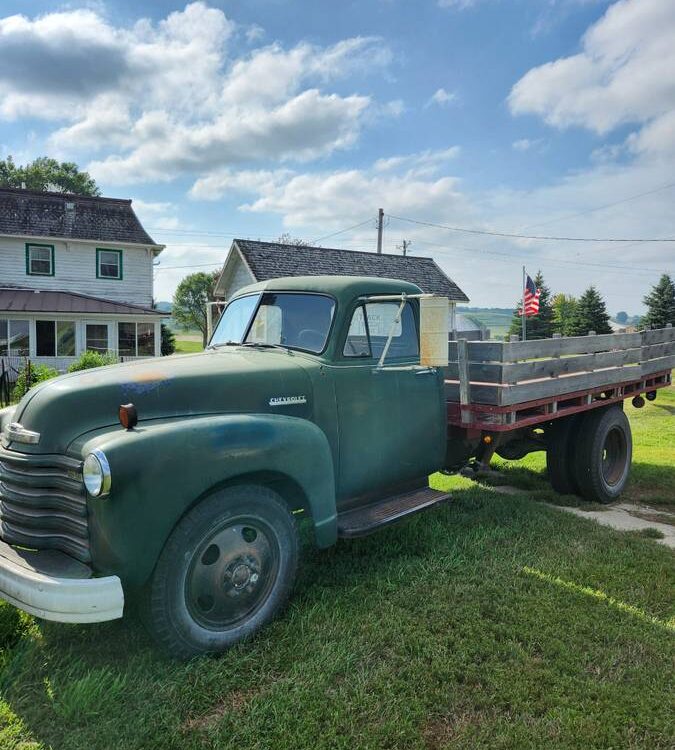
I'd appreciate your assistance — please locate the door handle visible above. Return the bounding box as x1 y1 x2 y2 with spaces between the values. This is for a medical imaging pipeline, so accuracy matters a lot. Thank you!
414 367 436 376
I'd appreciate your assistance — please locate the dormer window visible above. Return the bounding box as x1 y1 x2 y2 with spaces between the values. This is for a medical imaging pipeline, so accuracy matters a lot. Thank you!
26 243 55 276
97 248 123 280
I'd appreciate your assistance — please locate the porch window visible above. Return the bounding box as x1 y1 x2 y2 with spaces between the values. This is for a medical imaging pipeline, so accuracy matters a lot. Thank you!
0 319 30 357
97 249 122 280
26 244 55 276
118 322 155 357
36 320 76 357
86 324 109 353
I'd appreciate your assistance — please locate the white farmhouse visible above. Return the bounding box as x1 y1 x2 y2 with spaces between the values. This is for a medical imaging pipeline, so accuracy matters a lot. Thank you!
0 187 165 372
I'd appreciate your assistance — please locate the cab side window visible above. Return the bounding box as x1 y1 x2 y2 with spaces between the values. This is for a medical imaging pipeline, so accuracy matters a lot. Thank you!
343 301 419 359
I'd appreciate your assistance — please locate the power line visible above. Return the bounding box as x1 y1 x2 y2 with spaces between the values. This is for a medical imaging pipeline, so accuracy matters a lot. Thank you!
387 213 675 243
311 218 373 244
409 238 669 275
520 180 675 232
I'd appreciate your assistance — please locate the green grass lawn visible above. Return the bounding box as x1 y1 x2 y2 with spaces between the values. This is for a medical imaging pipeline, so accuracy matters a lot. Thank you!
174 337 204 354
0 391 673 749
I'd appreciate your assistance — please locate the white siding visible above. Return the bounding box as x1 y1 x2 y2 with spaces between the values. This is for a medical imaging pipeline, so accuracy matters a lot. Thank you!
217 252 256 300
0 236 155 307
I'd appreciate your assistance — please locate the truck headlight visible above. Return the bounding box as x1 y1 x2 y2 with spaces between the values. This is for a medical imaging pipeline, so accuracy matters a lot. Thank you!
83 450 111 497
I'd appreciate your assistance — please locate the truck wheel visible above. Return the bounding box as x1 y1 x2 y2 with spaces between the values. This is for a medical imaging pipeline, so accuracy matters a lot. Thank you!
546 415 581 495
142 485 299 659
573 406 632 504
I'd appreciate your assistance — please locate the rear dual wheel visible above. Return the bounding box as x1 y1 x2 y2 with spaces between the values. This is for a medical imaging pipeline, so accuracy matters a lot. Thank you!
547 406 632 504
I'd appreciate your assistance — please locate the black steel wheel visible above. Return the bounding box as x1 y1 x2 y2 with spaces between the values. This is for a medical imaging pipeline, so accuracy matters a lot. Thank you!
546 415 581 495
142 485 299 659
573 406 632 504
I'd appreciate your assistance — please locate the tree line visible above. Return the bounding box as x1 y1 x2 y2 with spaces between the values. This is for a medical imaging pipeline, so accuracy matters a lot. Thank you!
507 272 675 340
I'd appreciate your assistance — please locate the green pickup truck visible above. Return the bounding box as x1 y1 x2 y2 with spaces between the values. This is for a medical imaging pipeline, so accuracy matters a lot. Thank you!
0 275 672 658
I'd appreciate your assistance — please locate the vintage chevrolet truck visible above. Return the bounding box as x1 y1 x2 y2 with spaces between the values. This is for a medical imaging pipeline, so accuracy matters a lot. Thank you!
0 275 673 658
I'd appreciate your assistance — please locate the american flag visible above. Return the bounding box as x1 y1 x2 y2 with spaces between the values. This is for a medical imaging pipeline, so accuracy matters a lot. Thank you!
519 274 541 317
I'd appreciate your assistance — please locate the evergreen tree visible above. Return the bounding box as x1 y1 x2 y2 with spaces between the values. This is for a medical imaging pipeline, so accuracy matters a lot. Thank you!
552 293 577 336
568 286 612 336
508 271 554 339
642 274 675 329
160 324 176 356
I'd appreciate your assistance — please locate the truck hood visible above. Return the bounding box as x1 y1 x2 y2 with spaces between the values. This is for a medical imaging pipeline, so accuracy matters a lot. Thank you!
10 349 315 454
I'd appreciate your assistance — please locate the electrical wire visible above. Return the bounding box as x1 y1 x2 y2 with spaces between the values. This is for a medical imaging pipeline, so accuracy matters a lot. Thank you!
387 213 675 243
310 218 374 244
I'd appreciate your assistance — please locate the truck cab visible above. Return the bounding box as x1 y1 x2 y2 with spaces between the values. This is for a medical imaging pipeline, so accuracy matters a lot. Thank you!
0 276 452 657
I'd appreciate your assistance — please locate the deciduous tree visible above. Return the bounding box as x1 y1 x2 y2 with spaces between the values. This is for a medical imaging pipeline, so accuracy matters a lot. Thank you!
0 156 100 196
172 271 220 347
552 293 578 336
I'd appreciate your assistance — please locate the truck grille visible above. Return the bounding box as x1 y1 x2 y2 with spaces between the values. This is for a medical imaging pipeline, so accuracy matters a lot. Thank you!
0 447 89 563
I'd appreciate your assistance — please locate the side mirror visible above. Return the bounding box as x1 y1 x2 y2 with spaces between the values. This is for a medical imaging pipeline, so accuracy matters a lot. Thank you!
419 297 449 367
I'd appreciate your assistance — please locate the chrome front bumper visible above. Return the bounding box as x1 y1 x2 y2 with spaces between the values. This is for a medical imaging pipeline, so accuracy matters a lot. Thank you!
0 540 123 623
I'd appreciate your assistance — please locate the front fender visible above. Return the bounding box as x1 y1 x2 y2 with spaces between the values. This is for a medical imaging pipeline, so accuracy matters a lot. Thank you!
75 414 337 587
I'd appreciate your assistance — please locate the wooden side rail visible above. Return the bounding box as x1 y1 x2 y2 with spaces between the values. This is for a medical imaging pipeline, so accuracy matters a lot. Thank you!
445 325 674 407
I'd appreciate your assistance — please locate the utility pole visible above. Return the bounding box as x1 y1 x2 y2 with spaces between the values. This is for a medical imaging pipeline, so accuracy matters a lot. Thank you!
376 208 384 254
397 239 411 256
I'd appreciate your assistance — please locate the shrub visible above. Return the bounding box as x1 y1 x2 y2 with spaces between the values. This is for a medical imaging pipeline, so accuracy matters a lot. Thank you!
12 362 58 400
67 351 118 373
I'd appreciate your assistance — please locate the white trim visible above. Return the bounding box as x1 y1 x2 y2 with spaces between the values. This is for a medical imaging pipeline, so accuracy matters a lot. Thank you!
0 231 163 252
0 542 123 623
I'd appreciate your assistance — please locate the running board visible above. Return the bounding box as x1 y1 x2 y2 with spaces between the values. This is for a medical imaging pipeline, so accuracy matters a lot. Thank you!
337 487 451 538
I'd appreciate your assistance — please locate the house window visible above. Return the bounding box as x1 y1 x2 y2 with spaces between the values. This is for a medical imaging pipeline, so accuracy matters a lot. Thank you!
86 324 109 353
26 244 55 276
118 322 155 357
35 320 76 357
97 249 122 280
0 319 30 357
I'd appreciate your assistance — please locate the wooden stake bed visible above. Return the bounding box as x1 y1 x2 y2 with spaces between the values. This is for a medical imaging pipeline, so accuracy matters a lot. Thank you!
445 326 674 432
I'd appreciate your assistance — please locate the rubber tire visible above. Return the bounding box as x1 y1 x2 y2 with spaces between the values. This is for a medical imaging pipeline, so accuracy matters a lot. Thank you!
141 485 299 660
546 415 582 495
573 406 632 504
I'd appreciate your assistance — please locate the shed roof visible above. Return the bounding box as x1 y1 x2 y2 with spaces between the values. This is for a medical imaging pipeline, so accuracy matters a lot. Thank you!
0 287 164 316
217 239 469 302
0 187 161 248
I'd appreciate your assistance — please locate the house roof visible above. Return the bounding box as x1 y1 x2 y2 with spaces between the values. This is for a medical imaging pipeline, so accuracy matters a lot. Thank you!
0 187 161 248
217 239 469 302
0 287 164 316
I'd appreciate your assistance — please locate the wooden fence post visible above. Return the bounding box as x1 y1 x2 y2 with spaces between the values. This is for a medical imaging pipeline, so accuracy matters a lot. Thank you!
457 338 471 423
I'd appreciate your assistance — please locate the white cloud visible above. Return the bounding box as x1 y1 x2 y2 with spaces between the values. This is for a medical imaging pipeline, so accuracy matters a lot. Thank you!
190 149 470 230
512 138 544 152
509 0 675 136
0 4 392 185
427 88 457 107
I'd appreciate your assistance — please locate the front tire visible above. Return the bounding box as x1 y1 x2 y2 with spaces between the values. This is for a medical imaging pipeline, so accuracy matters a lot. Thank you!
573 406 632 504
142 485 299 659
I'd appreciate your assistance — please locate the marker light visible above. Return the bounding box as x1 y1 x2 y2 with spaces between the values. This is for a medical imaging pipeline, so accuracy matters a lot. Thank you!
119 403 138 430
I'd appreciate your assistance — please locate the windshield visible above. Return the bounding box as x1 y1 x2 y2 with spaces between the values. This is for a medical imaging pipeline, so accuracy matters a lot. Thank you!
210 294 260 347
211 292 336 353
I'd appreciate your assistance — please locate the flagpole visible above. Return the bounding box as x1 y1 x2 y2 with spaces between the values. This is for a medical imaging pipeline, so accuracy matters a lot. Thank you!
522 265 526 341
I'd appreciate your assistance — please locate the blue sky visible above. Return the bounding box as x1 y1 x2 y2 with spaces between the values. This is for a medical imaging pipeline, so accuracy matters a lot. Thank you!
1 0 673 312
